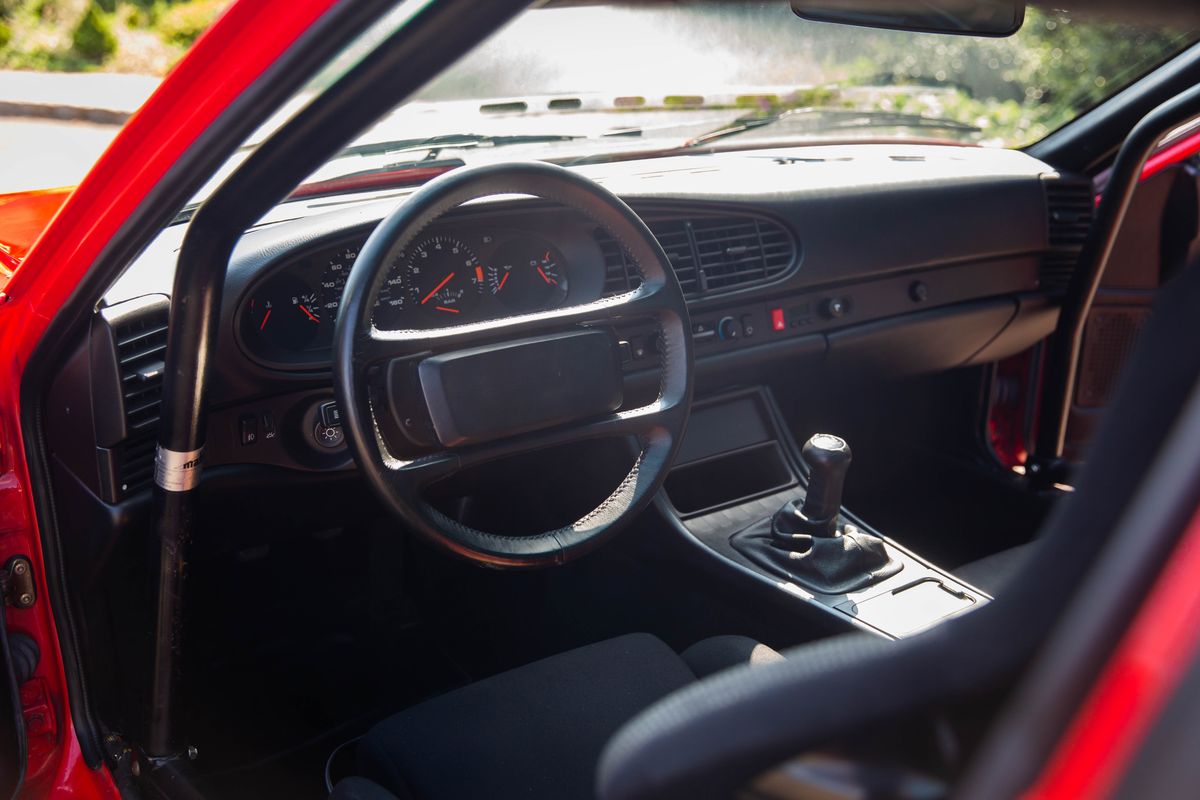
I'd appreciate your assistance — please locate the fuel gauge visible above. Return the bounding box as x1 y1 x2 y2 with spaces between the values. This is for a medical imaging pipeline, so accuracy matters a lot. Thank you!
243 273 325 353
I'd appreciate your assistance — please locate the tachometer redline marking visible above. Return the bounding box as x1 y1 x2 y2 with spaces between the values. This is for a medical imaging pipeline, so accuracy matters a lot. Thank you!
475 265 484 282
422 272 455 304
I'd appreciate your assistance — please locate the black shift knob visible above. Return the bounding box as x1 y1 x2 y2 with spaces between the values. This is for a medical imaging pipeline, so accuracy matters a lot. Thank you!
800 434 852 532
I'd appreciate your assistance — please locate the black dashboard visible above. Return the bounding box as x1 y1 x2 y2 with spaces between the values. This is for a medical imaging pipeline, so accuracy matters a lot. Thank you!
50 144 1093 505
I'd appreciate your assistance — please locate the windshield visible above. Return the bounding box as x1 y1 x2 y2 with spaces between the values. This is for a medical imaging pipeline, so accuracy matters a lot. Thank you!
196 1 1200 207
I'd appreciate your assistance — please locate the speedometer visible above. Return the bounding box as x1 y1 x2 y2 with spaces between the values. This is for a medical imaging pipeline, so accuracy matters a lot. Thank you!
374 257 409 330
318 246 357 324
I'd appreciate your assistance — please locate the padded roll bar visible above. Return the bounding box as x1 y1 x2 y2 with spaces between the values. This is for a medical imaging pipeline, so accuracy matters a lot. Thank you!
143 0 531 761
1031 82 1200 480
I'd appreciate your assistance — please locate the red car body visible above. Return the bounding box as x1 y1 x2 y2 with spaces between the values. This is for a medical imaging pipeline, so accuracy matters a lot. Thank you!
1 2 1200 797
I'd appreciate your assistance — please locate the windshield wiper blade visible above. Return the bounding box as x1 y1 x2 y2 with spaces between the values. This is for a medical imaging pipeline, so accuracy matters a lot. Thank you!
685 107 980 148
336 132 584 160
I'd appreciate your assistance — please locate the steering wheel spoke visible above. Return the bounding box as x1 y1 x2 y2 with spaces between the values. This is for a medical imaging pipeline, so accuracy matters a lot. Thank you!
360 288 669 370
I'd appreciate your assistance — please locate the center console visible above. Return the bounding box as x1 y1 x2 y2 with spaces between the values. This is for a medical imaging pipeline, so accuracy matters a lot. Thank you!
658 387 989 639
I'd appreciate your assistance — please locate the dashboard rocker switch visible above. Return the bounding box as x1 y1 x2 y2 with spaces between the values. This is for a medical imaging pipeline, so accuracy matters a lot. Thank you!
319 400 342 429
239 415 258 446
262 411 277 441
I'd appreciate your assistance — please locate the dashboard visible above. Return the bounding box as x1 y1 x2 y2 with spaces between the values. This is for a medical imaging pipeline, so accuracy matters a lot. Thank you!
58 143 1091 504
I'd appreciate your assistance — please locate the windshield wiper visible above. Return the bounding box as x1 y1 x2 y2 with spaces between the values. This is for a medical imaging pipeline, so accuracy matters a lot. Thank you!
335 132 585 160
684 107 981 148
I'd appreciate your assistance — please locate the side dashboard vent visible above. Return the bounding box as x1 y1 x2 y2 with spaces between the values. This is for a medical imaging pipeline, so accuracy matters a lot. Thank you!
95 295 170 499
115 309 169 437
1041 176 1095 293
598 212 797 299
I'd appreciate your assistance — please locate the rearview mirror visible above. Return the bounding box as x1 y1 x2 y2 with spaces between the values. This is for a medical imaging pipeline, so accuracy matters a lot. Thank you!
791 0 1025 37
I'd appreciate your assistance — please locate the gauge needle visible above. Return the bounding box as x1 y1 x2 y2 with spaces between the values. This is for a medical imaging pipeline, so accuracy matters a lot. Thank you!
421 272 455 305
259 308 272 330
497 272 509 291
435 306 460 314
298 305 320 323
536 266 557 286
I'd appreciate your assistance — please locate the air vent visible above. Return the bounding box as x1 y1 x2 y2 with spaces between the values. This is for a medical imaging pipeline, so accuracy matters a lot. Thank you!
1041 176 1095 293
115 308 169 438
598 212 796 299
95 295 170 499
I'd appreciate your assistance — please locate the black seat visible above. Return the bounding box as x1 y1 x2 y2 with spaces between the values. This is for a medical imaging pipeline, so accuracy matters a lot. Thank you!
956 541 1035 594
350 633 781 800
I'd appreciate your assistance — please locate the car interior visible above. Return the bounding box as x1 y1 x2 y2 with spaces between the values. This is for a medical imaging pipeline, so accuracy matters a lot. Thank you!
17 1 1200 798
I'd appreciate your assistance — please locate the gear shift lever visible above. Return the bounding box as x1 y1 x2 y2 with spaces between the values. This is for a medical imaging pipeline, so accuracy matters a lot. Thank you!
774 434 852 541
732 433 902 594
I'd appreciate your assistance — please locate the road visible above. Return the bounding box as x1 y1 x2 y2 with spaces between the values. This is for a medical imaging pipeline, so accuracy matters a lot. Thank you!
0 117 121 194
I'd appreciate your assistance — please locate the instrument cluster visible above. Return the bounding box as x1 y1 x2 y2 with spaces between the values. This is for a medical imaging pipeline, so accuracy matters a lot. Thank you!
237 226 577 368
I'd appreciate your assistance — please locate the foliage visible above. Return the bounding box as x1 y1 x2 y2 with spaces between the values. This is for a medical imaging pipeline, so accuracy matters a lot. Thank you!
71 2 117 63
822 7 1195 145
156 0 224 48
0 20 10 50
0 0 230 72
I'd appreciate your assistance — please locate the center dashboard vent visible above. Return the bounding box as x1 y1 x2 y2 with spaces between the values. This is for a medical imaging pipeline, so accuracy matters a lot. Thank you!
94 294 170 500
1041 175 1095 293
598 211 797 299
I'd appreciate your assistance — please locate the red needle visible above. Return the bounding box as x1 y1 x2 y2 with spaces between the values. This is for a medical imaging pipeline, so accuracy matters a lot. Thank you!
421 272 455 305
498 272 510 291
259 308 272 330
536 266 557 286
434 306 460 314
298 305 320 323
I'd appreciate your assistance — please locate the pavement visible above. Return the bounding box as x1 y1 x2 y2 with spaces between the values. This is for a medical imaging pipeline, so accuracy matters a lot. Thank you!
0 70 159 193
0 69 159 124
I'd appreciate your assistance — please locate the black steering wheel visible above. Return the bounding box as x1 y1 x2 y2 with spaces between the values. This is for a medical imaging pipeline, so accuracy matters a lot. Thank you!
333 162 693 568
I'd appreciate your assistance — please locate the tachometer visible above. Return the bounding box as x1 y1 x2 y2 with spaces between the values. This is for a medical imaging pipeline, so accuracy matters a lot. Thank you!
485 239 569 312
404 236 483 324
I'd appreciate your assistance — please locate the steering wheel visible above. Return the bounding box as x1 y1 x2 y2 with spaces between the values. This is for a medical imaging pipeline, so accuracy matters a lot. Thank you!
333 162 693 568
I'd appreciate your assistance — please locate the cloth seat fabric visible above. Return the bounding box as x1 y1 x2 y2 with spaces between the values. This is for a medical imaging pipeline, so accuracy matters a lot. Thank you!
354 633 778 800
